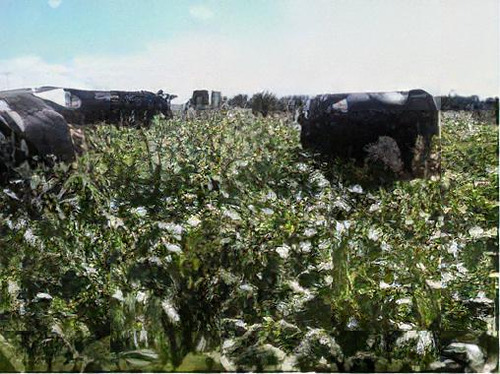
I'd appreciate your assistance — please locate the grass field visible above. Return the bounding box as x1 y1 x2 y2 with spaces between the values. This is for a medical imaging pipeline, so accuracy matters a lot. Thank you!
0 111 498 372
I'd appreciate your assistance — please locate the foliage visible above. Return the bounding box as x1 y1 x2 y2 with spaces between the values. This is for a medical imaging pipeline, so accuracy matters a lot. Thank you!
228 94 250 109
0 111 497 371
250 91 283 117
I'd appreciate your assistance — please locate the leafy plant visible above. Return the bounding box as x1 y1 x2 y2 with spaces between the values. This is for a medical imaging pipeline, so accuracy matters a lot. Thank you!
250 91 282 117
0 111 497 371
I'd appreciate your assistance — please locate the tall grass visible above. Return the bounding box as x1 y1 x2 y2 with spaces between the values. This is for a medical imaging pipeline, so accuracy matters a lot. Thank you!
0 112 497 371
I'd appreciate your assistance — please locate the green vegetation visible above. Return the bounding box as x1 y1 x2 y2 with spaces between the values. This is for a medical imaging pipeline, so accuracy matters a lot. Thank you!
250 91 282 117
0 112 497 371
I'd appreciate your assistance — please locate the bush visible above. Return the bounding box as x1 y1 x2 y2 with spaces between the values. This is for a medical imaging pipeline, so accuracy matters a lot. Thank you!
250 91 282 117
0 112 497 371
227 94 249 109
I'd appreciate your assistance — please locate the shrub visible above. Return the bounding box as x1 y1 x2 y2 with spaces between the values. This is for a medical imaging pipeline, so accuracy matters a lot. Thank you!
250 91 281 117
0 112 497 371
228 94 249 108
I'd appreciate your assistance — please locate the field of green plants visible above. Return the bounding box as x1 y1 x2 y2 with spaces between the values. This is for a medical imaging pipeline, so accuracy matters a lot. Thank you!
0 111 498 372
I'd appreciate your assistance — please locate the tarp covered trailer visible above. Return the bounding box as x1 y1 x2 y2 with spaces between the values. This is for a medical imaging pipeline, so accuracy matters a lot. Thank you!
53 88 175 125
0 87 176 169
298 89 439 173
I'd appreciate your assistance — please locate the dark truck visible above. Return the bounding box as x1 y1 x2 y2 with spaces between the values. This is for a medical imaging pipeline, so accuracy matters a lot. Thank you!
0 89 75 167
47 87 176 125
298 89 439 174
0 87 176 170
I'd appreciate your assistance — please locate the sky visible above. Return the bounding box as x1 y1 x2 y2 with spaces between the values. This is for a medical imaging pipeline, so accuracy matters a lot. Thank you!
0 0 498 102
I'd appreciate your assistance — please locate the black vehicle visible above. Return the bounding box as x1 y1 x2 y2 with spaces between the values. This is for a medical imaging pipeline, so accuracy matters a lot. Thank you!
0 86 177 169
298 89 439 173
0 89 76 168
48 88 176 125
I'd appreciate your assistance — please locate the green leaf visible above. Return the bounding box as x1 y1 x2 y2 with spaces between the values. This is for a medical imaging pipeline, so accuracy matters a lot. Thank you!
0 334 25 372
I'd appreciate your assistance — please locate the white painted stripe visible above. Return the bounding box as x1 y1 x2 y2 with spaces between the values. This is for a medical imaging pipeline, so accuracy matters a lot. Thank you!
0 99 26 131
0 99 11 111
33 88 67 107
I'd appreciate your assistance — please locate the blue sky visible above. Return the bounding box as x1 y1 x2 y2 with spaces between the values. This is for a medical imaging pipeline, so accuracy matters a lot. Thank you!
0 0 498 100
0 0 279 61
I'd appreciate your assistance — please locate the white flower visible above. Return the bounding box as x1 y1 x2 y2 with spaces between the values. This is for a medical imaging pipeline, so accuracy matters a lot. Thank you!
149 256 162 265
347 317 359 329
112 289 124 302
381 241 392 251
397 322 415 331
447 241 459 257
324 275 333 285
35 292 53 301
3 188 20 201
296 163 309 172
166 243 182 253
468 226 484 238
275 246 290 259
158 222 184 239
318 240 331 250
304 228 317 238
441 272 455 285
299 241 312 253
187 216 201 227
23 228 37 246
348 184 363 194
367 227 381 241
315 218 327 227
136 291 147 304
485 227 498 237
288 280 309 295
133 206 147 217
456 262 469 274
222 339 236 351
265 191 277 201
333 199 351 212
379 281 392 289
239 284 253 292
425 279 442 289
335 220 351 235
223 208 241 221
83 264 97 276
107 215 124 229
318 261 333 271
261 208 274 215
396 298 412 305
368 203 380 213
472 291 494 304
234 319 247 329
311 172 330 188
162 300 180 324
418 211 430 221
7 280 19 296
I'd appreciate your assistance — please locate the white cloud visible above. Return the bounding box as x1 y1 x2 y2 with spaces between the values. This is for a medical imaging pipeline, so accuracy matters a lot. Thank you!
48 0 62 9
0 56 90 90
189 4 214 21
1 1 497 102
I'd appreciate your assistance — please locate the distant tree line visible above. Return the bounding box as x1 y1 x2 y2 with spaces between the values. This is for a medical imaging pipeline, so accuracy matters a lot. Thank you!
228 92 309 117
438 94 498 111
228 91 499 120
